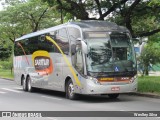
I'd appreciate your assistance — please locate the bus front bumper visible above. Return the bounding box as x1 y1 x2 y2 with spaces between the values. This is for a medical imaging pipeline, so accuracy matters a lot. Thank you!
79 79 137 95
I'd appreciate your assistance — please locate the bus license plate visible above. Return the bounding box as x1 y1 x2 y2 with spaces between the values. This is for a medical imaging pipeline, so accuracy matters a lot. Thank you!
111 87 120 91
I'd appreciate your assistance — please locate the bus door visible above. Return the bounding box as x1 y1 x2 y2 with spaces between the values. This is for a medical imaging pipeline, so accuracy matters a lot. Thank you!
71 40 84 76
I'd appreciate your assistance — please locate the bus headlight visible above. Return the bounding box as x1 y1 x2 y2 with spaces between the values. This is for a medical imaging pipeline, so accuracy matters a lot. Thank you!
130 75 137 83
87 76 100 84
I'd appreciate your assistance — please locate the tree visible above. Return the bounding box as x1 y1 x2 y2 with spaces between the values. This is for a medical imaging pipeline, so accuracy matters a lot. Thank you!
0 40 12 61
139 34 160 75
0 0 61 43
42 0 160 38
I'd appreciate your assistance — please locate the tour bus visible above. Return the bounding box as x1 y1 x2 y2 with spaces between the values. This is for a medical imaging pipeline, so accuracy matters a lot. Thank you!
14 20 137 99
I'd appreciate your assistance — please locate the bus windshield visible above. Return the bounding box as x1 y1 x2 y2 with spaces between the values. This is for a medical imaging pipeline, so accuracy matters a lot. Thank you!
85 32 136 75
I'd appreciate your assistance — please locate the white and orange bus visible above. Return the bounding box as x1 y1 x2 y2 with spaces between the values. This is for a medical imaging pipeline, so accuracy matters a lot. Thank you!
14 21 137 99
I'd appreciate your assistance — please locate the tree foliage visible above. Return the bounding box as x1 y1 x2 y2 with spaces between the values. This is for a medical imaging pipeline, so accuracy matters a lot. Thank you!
42 0 160 38
0 40 12 60
0 0 61 42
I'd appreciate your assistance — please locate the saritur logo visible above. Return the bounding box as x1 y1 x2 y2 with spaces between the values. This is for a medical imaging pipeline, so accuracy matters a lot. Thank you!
34 56 50 70
32 51 53 75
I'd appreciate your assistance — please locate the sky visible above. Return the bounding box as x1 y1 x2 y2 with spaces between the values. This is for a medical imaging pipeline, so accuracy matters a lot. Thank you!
0 0 4 11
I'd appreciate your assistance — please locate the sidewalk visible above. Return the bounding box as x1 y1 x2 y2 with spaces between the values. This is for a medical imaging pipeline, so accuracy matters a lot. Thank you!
149 71 160 76
138 71 160 76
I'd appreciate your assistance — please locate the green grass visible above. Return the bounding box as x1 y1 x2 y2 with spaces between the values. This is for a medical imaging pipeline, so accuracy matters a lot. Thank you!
138 76 160 95
0 69 14 80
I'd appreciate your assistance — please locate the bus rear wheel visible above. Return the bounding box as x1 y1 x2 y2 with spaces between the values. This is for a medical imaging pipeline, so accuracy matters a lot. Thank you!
66 79 77 100
22 77 27 91
108 94 119 99
27 76 34 92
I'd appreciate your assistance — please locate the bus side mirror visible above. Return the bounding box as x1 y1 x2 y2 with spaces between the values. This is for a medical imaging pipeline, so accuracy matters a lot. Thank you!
81 41 88 54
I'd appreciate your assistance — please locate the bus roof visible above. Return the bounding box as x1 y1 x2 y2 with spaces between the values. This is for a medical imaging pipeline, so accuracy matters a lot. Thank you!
68 21 129 32
15 20 129 41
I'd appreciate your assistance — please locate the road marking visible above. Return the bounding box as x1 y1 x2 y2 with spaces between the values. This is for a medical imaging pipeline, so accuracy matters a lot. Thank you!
1 88 22 93
41 96 62 101
47 117 57 120
14 87 22 90
0 91 6 94
120 110 125 111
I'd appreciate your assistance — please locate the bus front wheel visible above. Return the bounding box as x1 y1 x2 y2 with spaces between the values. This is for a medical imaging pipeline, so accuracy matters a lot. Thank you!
108 94 119 99
66 79 77 100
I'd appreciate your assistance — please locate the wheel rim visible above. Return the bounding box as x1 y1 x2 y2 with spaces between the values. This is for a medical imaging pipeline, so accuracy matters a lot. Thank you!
28 78 31 91
68 82 74 97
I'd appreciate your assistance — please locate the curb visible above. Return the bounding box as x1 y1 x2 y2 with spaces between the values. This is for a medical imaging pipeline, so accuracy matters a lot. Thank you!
0 77 13 81
127 92 160 99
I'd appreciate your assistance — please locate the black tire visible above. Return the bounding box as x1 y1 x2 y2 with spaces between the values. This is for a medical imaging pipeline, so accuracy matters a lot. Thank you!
108 94 119 99
66 79 77 100
22 77 27 91
27 76 34 92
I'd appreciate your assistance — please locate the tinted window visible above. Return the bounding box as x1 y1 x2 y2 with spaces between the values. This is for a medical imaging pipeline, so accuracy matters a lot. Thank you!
14 28 70 56
14 41 24 56
14 35 55 56
37 35 55 53
53 28 69 55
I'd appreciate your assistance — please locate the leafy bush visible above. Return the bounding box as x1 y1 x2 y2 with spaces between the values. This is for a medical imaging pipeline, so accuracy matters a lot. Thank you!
0 60 13 69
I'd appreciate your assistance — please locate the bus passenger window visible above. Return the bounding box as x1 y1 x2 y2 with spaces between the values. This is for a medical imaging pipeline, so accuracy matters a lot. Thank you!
56 28 69 55
14 42 24 56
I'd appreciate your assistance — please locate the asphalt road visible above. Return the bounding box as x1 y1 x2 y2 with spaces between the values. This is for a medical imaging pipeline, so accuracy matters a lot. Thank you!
0 78 160 120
